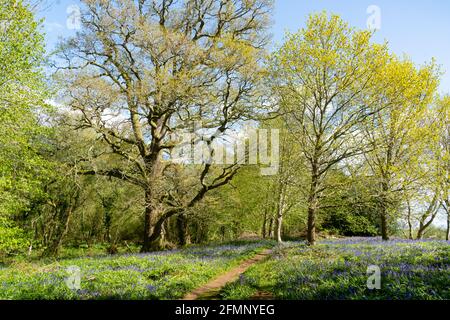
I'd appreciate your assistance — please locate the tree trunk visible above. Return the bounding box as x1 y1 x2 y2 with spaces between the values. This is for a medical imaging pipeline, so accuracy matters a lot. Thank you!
307 206 316 245
380 208 389 241
139 146 236 251
307 168 319 245
380 180 390 241
142 215 163 251
275 210 283 243
261 208 267 239
142 190 163 252
176 213 189 246
268 217 273 238
220 225 226 242
275 183 286 243
446 200 450 241
406 200 413 240
98 192 115 245
446 209 449 241
416 193 439 240
416 226 424 240
141 149 166 252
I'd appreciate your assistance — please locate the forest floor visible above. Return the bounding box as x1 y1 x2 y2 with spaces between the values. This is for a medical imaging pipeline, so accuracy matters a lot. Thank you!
0 240 275 300
220 238 450 300
0 238 449 300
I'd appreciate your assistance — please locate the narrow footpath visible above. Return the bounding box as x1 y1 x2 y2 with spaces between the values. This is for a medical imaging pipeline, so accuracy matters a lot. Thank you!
182 249 273 300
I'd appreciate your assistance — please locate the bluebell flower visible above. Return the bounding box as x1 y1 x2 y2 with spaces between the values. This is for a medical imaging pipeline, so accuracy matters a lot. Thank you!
146 284 157 293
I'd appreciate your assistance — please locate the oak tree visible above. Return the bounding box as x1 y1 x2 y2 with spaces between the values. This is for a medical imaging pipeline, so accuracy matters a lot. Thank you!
55 0 273 251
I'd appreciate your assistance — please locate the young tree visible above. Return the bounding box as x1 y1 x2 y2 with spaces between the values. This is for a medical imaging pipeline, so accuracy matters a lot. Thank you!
0 0 49 254
270 13 388 245
362 58 439 240
263 119 305 243
55 0 273 251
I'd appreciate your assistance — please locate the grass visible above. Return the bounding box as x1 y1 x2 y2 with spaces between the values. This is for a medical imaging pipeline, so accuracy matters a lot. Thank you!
0 240 275 300
1 243 142 265
220 238 450 300
2 238 449 300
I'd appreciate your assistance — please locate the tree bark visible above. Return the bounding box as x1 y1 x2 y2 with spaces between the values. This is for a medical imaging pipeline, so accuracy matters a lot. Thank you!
176 213 189 246
307 166 320 245
307 206 316 245
380 179 390 241
142 190 163 251
99 195 114 244
262 208 267 239
446 200 450 241
416 193 439 240
416 228 424 240
380 208 389 241
275 210 283 243
141 149 166 252
406 199 413 240
268 217 273 238
446 208 450 241
275 183 286 243
142 214 162 251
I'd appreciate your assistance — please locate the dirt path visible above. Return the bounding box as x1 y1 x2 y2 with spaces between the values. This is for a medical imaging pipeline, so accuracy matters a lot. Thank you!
182 249 273 300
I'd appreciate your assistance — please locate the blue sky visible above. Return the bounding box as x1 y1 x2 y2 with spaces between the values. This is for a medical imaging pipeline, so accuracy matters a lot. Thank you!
38 0 450 93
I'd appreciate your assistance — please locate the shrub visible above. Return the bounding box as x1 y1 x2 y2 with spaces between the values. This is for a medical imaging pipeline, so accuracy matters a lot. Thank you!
0 216 29 256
